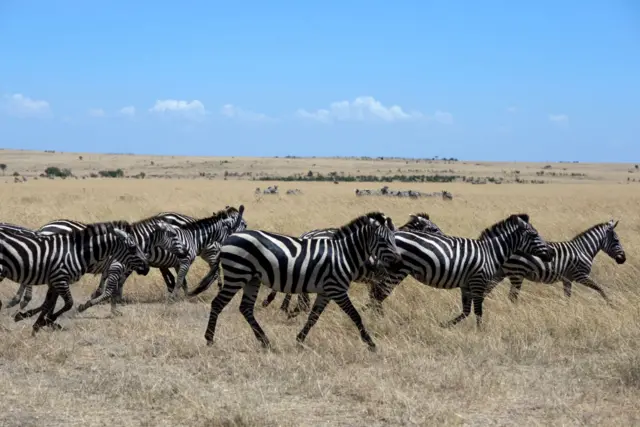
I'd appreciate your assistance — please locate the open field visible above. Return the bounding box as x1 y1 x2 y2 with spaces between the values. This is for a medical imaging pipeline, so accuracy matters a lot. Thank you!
1 148 639 184
1 177 640 426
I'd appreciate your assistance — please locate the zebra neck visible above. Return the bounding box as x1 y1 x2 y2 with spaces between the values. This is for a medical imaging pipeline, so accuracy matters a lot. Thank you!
78 233 115 267
572 228 604 259
483 233 519 267
334 233 369 280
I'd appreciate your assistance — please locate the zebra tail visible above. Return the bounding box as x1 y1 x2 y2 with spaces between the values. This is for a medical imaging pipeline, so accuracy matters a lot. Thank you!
187 256 222 297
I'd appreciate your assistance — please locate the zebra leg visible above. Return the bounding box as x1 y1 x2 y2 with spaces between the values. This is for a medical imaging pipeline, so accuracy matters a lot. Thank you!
160 267 177 293
29 287 60 334
331 290 377 351
573 276 610 303
296 294 331 348
286 293 314 319
21 284 33 309
6 283 27 309
440 288 472 328
78 270 129 316
508 276 524 303
238 281 271 349
279 294 292 312
562 279 573 298
483 279 501 299
170 261 193 299
261 290 278 307
204 280 246 346
45 283 74 328
297 293 311 312
14 287 58 323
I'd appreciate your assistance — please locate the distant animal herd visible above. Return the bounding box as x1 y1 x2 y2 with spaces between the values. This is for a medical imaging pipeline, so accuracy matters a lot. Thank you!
255 185 454 200
0 203 625 352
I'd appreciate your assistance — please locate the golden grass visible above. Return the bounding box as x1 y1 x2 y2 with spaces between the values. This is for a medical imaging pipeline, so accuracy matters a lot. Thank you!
1 178 639 426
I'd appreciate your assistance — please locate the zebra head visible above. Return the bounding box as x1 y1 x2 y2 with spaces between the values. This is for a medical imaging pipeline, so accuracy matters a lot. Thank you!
364 212 402 267
222 204 247 234
402 213 445 235
151 221 189 258
112 228 151 276
509 214 555 263
604 219 626 264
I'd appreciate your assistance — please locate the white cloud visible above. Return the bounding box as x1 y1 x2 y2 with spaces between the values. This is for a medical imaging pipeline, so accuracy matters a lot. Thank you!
2 93 51 118
432 110 454 125
507 106 517 113
549 114 569 123
149 99 206 119
296 96 452 125
221 104 272 122
88 108 105 117
296 96 423 123
118 106 136 117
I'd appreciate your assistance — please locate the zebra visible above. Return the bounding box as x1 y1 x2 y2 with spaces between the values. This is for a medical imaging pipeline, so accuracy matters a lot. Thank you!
75 221 189 316
0 221 150 334
482 219 626 303
261 212 445 315
151 204 247 296
4 217 190 310
199 212 401 351
357 213 555 327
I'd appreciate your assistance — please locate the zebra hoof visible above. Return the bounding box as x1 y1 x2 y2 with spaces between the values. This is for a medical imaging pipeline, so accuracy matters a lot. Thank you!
110 309 123 317
206 339 214 347
48 322 63 331
14 312 27 323
367 344 377 353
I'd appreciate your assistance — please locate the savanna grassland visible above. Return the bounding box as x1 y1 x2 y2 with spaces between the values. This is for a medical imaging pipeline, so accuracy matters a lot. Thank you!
1 150 640 427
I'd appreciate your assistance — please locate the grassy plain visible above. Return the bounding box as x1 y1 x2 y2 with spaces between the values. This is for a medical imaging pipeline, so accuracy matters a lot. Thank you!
0 152 639 426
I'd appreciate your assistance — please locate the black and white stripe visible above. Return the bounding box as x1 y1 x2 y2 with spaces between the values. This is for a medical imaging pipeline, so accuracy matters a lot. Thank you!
261 212 445 315
361 214 555 327
0 221 150 333
158 205 247 298
4 217 189 310
483 219 626 303
152 205 247 295
200 212 401 351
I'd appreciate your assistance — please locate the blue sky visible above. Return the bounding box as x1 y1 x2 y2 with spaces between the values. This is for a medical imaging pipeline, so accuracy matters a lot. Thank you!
1 0 638 161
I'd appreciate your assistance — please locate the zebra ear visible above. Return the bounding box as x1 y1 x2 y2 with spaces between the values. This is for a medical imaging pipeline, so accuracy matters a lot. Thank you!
612 220 619 229
231 205 245 229
517 213 530 223
113 228 129 240
386 217 396 231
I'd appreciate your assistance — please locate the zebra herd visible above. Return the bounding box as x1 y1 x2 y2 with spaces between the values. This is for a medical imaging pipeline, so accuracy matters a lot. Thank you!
0 204 626 352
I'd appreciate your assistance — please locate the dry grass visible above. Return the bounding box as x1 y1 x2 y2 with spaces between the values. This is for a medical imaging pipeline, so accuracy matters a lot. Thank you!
1 176 640 426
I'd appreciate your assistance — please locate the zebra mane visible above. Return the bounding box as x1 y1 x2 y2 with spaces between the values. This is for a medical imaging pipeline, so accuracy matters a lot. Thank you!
333 212 388 238
82 220 134 236
569 222 611 241
478 213 530 240
411 212 430 220
179 206 240 231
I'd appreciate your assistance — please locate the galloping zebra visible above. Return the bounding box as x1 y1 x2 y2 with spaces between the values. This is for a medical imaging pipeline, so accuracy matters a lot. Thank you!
4 217 190 310
358 214 555 327
0 221 150 333
152 205 247 296
199 212 401 351
261 212 445 315
75 221 188 315
482 219 626 303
